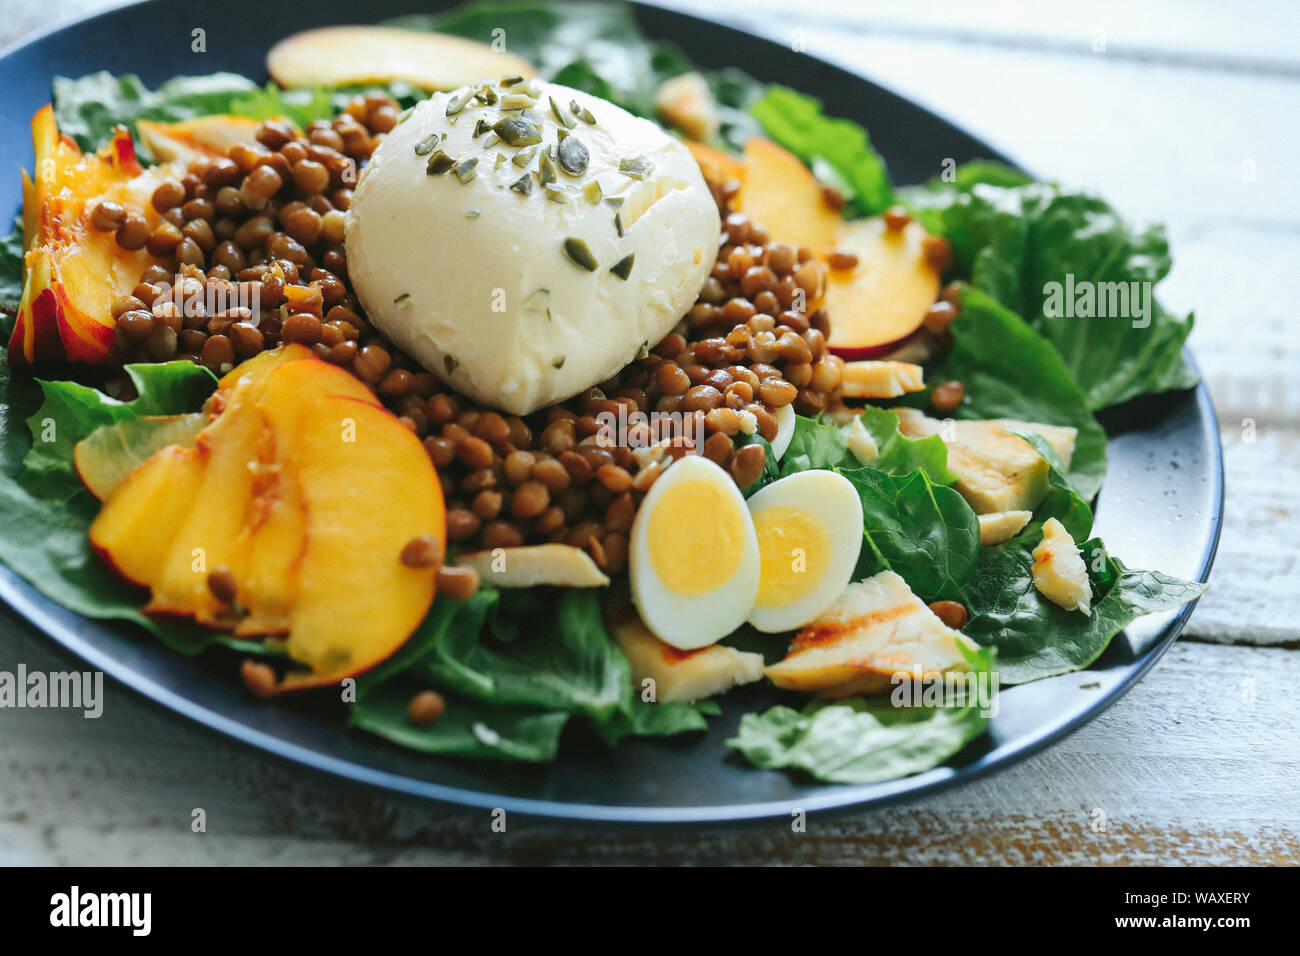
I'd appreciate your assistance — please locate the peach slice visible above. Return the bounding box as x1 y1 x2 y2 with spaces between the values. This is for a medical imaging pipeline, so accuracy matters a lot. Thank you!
89 445 205 587
822 217 941 360
75 413 207 501
685 139 744 186
266 25 536 92
214 342 317 394
736 137 841 255
145 401 268 625
9 106 169 365
274 396 445 689
136 115 262 163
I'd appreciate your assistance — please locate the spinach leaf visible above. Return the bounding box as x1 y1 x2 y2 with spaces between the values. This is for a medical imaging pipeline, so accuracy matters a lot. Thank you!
23 361 217 500
749 85 894 217
1004 428 1093 541
727 644 994 783
842 466 979 603
0 216 24 315
913 177 1197 409
395 1 693 118
964 534 1206 684
349 682 570 762
922 286 1108 500
355 584 714 752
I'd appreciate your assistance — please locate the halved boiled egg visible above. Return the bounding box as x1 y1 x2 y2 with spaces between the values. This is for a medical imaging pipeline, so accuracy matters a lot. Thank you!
746 470 864 633
771 402 796 460
629 455 760 650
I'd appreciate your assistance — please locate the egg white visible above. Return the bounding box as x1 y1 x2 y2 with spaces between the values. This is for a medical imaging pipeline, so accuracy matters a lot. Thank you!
745 469 864 633
629 456 760 650
771 402 796 460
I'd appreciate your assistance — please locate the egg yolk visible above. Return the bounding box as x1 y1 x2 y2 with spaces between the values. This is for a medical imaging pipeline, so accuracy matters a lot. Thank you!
753 507 830 608
648 479 744 595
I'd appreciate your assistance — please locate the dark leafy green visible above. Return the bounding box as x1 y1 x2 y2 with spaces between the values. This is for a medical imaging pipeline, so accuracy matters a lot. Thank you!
728 644 994 783
843 467 979 603
23 361 216 500
910 174 1197 409
0 216 24 314
394 1 693 119
350 683 570 761
964 534 1206 684
749 85 894 217
352 584 714 758
1005 428 1092 541
855 406 957 484
51 72 424 161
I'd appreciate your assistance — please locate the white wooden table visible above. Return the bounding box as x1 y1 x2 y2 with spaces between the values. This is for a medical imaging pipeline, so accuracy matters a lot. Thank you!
1 0 1297 865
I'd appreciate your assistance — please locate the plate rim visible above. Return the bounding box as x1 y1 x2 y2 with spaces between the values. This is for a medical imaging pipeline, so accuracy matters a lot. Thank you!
0 0 1225 825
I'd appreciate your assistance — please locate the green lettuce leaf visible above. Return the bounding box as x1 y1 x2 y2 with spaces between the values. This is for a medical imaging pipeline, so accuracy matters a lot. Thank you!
352 584 714 757
749 85 894 217
855 405 957 484
23 361 217 500
727 644 994 783
912 176 1197 409
843 466 979 603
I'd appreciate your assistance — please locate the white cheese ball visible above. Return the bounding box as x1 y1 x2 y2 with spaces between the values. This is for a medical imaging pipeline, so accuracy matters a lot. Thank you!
345 80 720 415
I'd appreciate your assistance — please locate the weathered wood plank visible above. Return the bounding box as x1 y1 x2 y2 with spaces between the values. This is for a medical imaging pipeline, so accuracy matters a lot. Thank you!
1 635 1295 865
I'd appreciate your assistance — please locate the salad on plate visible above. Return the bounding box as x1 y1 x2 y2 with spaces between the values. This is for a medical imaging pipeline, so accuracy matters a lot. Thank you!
0 2 1207 784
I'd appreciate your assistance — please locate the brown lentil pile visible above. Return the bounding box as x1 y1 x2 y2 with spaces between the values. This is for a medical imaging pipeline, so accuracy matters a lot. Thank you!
96 103 853 581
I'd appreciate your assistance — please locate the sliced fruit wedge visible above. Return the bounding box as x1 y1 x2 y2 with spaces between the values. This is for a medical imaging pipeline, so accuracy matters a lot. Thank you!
267 25 536 92
137 115 263 163
274 396 445 689
736 137 841 254
76 413 207 501
90 445 205 588
822 217 941 360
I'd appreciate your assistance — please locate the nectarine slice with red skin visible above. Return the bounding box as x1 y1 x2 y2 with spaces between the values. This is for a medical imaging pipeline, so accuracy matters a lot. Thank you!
822 217 941 360
274 396 445 690
736 137 842 255
214 342 318 394
89 445 205 588
10 106 169 365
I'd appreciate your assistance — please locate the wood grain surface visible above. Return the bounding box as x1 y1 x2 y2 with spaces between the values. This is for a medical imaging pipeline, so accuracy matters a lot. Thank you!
0 0 1296 865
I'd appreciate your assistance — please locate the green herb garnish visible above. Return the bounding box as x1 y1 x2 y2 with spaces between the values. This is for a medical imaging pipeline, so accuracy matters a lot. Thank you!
444 354 459 374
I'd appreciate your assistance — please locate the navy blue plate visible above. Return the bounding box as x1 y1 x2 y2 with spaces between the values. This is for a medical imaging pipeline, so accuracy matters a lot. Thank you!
0 0 1222 823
